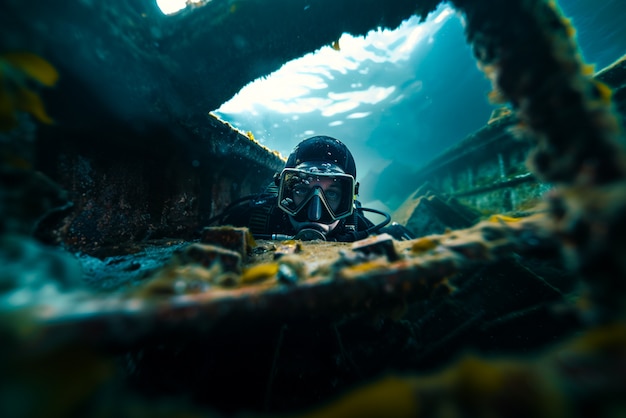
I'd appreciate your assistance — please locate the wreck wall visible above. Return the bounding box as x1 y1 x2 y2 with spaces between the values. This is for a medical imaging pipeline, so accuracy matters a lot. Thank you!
1 0 443 256
408 56 626 215
34 116 284 257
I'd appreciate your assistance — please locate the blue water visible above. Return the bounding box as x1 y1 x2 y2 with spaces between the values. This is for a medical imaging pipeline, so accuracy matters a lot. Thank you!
215 0 626 208
560 0 626 70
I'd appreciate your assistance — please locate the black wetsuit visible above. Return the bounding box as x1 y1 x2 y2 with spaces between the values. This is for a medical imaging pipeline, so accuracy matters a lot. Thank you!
218 186 373 241
214 184 413 242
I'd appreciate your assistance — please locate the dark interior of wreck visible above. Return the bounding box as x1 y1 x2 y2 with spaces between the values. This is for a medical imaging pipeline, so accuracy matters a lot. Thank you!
1 0 626 417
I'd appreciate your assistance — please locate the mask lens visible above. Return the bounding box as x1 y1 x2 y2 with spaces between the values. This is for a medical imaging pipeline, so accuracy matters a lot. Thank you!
277 168 355 222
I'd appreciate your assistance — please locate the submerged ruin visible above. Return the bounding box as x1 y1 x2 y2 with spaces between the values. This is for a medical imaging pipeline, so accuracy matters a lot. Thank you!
1 0 626 417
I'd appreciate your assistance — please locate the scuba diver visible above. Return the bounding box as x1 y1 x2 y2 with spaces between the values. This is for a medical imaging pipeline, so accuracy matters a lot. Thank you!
208 135 414 242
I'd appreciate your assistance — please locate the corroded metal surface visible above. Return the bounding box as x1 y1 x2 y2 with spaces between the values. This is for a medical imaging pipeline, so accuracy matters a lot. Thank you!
296 1 626 416
0 216 574 415
4 218 556 351
451 0 626 321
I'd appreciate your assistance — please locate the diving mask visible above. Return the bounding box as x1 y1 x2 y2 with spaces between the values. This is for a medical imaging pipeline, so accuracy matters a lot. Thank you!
277 163 356 223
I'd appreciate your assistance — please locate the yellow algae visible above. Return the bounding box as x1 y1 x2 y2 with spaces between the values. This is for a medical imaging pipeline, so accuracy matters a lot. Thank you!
593 80 612 102
0 51 58 130
451 356 567 418
410 237 438 255
2 52 59 86
15 86 54 124
342 259 387 275
295 376 419 418
10 344 113 418
488 214 521 223
292 354 568 418
1 152 32 169
581 63 595 76
135 263 219 296
454 356 511 402
241 262 279 284
487 88 507 104
562 323 626 354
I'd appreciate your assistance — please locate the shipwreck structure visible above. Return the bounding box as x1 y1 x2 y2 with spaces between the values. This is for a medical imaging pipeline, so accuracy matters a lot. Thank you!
1 0 444 255
394 61 626 236
1 1 626 417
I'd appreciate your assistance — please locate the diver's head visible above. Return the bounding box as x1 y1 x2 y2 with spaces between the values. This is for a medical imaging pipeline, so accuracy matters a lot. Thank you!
276 136 358 239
